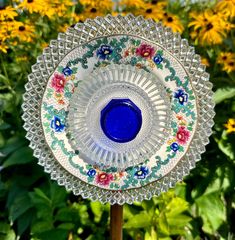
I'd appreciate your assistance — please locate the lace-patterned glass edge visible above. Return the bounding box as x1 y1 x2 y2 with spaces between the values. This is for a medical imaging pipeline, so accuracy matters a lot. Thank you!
21 14 215 205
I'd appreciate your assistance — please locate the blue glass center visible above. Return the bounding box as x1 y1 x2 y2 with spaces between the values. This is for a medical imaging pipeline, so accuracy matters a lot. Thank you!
100 99 142 143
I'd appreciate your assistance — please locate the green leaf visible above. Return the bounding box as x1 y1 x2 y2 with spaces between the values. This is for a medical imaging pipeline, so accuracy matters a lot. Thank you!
90 201 103 223
33 188 51 205
124 211 152 229
0 223 10 234
31 221 54 234
144 227 157 240
0 136 27 156
9 194 33 222
195 191 226 234
3 146 34 168
166 197 189 217
0 229 16 240
57 223 75 230
35 229 69 240
213 87 235 104
158 212 170 235
17 209 35 236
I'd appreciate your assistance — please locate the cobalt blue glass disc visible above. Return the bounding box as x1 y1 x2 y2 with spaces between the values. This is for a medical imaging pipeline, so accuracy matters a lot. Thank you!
100 99 142 143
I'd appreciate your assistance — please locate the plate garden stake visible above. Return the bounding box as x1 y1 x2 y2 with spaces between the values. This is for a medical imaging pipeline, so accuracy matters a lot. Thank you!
22 14 215 239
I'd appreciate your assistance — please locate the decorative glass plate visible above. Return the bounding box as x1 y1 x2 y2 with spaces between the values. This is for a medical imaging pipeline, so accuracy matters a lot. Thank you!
22 14 215 205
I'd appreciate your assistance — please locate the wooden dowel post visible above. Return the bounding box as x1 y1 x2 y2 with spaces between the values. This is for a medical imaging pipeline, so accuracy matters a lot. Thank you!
110 204 123 240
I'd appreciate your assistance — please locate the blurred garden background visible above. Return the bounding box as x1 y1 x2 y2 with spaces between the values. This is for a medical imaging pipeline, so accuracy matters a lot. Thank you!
0 0 235 239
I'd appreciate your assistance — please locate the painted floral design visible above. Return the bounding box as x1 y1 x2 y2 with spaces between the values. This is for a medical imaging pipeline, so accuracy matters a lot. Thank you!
170 142 179 152
87 168 96 177
42 36 197 190
153 54 163 65
50 116 65 132
97 44 113 60
62 66 73 76
134 166 149 179
136 43 155 59
174 89 188 105
51 73 66 93
96 172 113 186
176 126 190 145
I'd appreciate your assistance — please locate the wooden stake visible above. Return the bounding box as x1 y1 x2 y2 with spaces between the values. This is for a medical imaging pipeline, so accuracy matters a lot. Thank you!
110 204 123 240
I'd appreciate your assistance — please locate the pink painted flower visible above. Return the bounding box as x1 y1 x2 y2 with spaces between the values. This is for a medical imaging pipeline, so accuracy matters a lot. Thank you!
176 126 190 145
136 43 155 59
96 172 113 186
51 73 66 93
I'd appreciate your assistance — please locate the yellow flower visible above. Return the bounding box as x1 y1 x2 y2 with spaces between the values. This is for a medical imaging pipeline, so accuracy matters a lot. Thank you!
18 0 44 14
0 6 18 21
18 0 56 18
201 57 210 67
216 0 235 18
58 23 71 33
74 7 105 22
217 52 234 64
217 52 235 73
16 56 28 62
0 35 8 53
136 3 166 22
11 22 35 42
80 0 113 11
41 42 49 49
189 10 227 45
161 12 184 33
119 0 146 8
47 0 74 18
222 61 235 73
224 118 235 133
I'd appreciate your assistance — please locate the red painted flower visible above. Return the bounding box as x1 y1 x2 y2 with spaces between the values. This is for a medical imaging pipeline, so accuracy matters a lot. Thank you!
96 172 113 186
176 126 190 145
136 43 155 59
51 73 66 93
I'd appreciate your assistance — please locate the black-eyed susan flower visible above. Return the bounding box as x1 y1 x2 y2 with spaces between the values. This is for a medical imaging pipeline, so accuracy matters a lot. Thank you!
224 118 235 133
162 12 184 33
201 57 210 67
0 35 8 53
217 52 234 64
189 10 227 45
216 0 235 19
217 52 235 73
0 6 18 21
222 61 235 73
74 6 105 22
80 0 113 11
18 0 44 14
47 0 74 18
119 0 146 8
11 22 35 42
136 3 166 22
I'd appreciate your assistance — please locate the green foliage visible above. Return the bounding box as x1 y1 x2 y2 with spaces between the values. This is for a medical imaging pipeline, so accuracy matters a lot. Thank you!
0 0 235 239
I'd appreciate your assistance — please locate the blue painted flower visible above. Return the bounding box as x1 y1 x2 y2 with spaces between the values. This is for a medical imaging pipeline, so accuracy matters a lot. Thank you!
174 89 188 105
87 168 96 177
153 54 163 65
62 66 73 76
97 45 113 60
134 166 149 179
50 116 65 132
170 142 179 152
